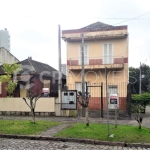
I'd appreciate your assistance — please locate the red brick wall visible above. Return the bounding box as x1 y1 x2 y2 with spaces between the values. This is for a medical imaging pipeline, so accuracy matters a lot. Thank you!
78 97 127 111
89 59 102 65
67 57 128 66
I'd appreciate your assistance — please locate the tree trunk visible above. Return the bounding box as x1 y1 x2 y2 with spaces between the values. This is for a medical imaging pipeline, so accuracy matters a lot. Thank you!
138 123 141 129
115 109 117 128
85 107 89 126
31 108 35 124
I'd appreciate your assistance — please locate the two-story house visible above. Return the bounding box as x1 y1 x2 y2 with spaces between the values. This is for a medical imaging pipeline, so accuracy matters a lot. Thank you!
62 22 128 116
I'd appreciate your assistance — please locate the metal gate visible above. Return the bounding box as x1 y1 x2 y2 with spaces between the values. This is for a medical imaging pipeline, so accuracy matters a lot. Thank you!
82 82 103 118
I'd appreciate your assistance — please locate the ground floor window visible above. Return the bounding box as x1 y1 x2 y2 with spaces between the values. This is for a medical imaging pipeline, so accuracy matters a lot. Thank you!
108 85 118 94
75 82 89 92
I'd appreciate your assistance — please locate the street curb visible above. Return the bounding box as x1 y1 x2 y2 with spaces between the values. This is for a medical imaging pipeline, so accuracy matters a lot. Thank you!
0 134 150 148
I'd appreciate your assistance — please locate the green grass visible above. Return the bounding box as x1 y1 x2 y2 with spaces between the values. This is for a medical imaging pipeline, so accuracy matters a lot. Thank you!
55 123 150 143
0 120 61 135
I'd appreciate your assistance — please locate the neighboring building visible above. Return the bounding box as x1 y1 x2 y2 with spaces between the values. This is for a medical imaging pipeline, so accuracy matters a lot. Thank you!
0 47 19 65
61 64 66 75
0 29 10 51
0 57 66 97
62 22 129 115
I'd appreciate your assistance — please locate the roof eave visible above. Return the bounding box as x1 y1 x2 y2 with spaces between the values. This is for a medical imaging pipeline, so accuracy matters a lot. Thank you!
63 33 128 42
62 25 128 34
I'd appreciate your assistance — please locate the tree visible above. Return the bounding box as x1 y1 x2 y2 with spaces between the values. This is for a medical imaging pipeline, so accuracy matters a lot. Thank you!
23 90 42 124
131 93 150 129
129 64 150 94
77 91 90 126
0 63 22 96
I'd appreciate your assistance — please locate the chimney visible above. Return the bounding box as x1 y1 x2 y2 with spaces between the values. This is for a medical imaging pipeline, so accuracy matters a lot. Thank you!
28 56 32 60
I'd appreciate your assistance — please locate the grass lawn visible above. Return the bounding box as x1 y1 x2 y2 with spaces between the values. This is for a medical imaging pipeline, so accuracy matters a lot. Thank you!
0 120 61 135
55 123 150 143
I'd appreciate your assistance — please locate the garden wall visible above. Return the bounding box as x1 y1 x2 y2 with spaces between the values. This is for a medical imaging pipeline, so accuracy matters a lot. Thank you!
0 97 55 116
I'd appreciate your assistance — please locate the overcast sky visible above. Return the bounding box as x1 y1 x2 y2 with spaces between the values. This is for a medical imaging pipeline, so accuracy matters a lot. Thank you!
0 0 150 69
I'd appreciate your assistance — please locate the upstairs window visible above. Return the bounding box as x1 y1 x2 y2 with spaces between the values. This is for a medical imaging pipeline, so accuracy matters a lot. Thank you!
79 45 89 65
103 43 113 64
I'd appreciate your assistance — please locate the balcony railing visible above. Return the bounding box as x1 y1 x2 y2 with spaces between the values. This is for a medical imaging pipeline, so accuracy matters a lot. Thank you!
67 56 126 66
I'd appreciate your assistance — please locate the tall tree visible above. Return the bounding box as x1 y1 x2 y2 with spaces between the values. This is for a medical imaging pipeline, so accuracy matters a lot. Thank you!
0 63 22 96
129 64 150 94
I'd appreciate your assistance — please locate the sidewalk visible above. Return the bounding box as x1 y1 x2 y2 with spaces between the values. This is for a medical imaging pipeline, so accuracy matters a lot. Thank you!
0 108 150 148
0 106 150 137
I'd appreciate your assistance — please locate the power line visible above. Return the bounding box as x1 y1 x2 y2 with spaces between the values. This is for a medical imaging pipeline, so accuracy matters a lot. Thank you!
90 17 150 20
82 11 150 37
113 11 150 25
144 55 150 64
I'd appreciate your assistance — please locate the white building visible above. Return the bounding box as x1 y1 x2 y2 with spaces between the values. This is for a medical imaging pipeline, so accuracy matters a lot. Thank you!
0 47 19 65
0 29 10 51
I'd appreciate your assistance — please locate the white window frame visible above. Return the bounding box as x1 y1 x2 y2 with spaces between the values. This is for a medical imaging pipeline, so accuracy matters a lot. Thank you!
103 43 114 64
75 82 90 92
108 85 118 94
78 44 89 65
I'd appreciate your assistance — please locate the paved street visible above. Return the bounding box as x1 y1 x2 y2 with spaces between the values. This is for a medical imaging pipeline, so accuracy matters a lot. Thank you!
0 138 150 150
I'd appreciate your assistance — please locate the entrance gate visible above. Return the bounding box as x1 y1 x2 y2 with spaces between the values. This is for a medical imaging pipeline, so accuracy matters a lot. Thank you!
81 82 103 118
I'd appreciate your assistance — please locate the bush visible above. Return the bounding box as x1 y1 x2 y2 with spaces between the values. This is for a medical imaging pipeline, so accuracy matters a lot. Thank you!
131 93 150 113
132 93 150 105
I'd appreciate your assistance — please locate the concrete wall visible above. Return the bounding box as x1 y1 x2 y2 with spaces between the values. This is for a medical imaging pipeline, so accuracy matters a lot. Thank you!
0 97 55 112
0 47 19 65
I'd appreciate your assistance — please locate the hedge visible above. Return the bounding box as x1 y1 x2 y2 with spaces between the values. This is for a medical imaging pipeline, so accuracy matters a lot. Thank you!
131 93 150 113
132 93 150 106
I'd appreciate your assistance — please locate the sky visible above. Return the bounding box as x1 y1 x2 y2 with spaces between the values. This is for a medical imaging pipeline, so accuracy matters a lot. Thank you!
0 0 150 70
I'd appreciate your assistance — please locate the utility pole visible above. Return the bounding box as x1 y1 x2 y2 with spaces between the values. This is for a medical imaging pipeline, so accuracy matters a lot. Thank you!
81 33 85 117
139 62 141 94
105 67 110 136
58 25 62 116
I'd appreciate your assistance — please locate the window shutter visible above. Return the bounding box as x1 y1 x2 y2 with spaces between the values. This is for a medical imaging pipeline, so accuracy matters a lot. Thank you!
103 44 107 64
103 43 113 64
108 44 113 64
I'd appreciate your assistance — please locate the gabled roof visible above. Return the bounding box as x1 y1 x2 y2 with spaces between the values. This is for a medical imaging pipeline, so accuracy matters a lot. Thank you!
19 58 57 74
0 58 66 79
80 21 113 31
